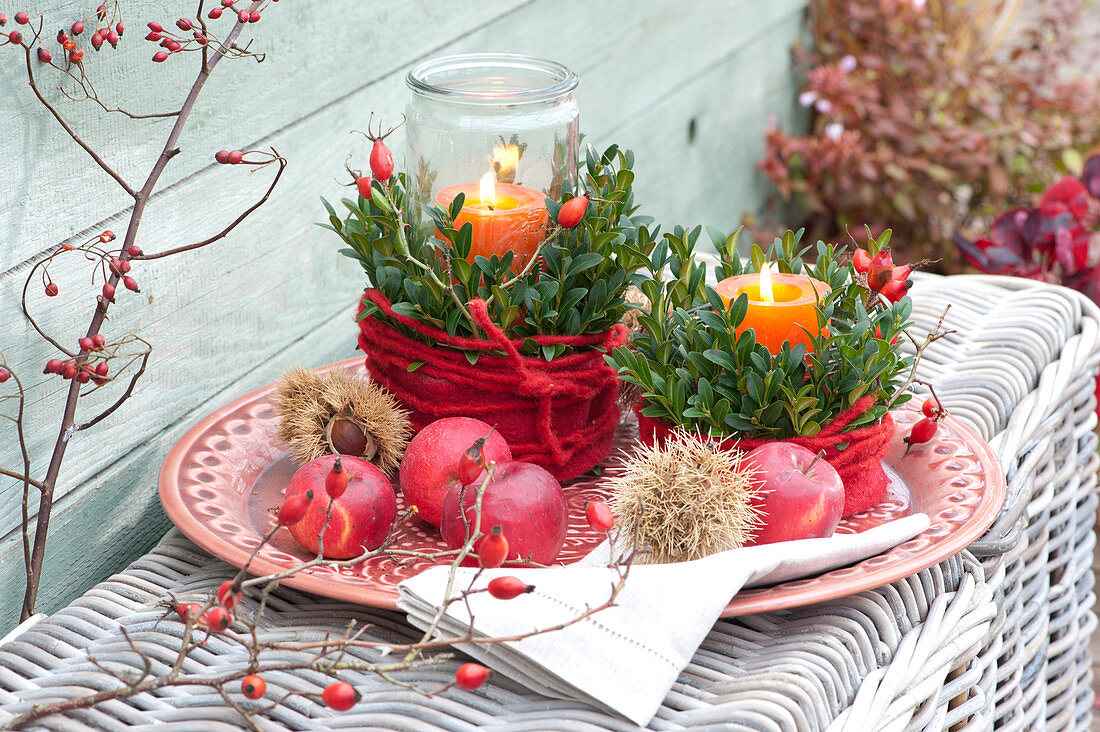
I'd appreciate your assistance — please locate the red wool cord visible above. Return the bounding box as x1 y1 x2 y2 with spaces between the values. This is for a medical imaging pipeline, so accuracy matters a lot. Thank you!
357 290 627 480
637 396 895 517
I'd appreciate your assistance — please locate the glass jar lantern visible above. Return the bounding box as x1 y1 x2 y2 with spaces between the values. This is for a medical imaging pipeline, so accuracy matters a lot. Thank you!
405 53 579 264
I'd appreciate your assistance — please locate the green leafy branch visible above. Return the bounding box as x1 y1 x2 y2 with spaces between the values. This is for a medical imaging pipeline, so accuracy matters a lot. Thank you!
320 144 656 361
609 228 915 439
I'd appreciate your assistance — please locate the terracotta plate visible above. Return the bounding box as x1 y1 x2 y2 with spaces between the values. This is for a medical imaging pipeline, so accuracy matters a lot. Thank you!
159 358 1005 617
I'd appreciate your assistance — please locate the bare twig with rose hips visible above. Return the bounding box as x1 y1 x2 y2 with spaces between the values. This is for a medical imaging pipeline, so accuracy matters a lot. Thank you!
1 448 626 730
0 1 285 624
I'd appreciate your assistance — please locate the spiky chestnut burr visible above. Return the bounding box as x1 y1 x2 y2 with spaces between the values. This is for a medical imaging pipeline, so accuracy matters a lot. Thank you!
605 431 764 563
272 366 411 475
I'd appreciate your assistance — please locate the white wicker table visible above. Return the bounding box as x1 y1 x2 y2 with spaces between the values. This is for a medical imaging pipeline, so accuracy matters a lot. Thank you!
0 274 1097 732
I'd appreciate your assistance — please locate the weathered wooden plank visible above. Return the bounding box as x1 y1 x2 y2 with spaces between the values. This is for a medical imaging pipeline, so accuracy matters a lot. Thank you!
0 0 530 269
0 0 809 629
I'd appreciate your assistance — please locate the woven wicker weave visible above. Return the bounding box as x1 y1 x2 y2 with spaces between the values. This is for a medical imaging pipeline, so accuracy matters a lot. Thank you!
0 274 1096 731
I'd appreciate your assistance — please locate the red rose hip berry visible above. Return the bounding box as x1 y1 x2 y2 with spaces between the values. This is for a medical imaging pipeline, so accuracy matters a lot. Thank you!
585 500 613 531
356 175 373 199
477 525 508 569
321 681 359 711
557 195 588 228
241 674 265 699
455 662 490 690
324 457 349 499
201 607 232 633
921 398 941 419
487 576 533 600
904 417 939 454
216 579 241 610
277 489 313 525
369 138 393 181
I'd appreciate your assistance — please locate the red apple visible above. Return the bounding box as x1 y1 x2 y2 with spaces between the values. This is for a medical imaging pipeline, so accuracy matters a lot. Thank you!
440 460 568 565
742 442 844 545
285 455 397 559
399 417 511 527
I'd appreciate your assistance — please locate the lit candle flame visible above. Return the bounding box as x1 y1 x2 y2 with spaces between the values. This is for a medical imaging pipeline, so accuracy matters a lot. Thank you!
759 263 775 303
479 171 497 208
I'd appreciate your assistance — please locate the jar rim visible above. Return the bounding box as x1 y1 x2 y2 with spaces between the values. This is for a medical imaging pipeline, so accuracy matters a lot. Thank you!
406 53 578 105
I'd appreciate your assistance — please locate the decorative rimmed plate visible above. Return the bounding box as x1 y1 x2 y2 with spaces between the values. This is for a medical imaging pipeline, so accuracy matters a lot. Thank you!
159 358 1005 617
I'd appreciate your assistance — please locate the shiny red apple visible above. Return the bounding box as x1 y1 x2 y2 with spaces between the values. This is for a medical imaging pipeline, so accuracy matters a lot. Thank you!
285 454 397 559
399 417 512 527
440 460 568 565
743 442 844 545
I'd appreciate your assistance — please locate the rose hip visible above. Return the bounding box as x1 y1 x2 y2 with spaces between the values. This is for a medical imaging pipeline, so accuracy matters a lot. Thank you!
175 602 202 621
456 439 486 485
324 457 349 499
201 607 232 633
321 681 359 711
557 195 588 228
921 398 941 419
277 489 313 525
454 662 490 690
44 282 58 297
241 674 265 699
904 417 939 453
852 248 871 273
487 576 533 600
241 674 265 698
478 525 508 569
369 138 393 181
216 579 241 610
584 500 613 530
356 175 373 200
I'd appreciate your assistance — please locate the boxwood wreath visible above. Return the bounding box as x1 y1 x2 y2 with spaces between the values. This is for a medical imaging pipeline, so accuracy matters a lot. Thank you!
609 227 916 439
321 143 656 360
320 143 662 479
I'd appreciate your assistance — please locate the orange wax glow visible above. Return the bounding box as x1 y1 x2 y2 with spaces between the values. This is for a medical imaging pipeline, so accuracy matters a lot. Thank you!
434 172 548 267
714 266 830 354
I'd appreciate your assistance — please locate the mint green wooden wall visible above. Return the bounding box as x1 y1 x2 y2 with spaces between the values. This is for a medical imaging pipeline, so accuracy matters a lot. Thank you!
0 0 808 631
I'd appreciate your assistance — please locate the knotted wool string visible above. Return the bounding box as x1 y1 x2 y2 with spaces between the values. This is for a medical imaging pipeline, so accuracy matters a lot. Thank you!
358 290 628 480
636 395 895 517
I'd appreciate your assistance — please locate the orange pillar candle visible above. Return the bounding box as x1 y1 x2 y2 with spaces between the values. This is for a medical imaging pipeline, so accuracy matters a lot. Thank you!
715 265 830 354
434 171 548 267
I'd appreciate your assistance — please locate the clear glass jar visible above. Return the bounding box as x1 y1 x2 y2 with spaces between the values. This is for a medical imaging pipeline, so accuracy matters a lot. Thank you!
404 53 579 256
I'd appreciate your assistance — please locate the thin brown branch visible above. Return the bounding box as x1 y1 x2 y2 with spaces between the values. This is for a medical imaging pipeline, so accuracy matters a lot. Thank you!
20 260 75 356
21 46 135 197
0 467 45 491
74 346 151 432
134 153 286 260
21 0 274 622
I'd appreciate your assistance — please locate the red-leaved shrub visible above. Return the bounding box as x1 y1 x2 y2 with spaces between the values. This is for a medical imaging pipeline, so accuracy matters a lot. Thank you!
755 0 1100 268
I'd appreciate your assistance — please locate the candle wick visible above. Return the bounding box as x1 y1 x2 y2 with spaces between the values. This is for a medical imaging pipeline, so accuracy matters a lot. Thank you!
487 204 495 212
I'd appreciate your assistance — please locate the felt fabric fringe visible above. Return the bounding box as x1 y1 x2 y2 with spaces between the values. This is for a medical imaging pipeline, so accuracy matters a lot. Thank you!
358 290 627 480
635 396 895 517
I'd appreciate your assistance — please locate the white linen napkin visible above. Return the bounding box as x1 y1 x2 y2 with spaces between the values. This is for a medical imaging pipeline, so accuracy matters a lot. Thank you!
397 513 930 726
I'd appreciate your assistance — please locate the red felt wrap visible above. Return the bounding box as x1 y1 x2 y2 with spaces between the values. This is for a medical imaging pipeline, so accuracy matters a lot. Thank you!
357 290 627 481
635 395 895 517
